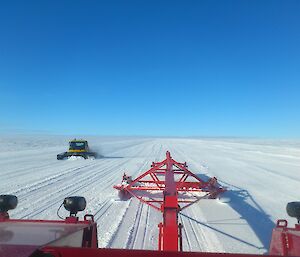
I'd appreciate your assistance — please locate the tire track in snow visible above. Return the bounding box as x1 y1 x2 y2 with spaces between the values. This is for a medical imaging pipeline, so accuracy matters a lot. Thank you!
121 162 154 249
3 139 151 194
179 213 193 251
131 203 151 249
104 141 163 249
1 161 62 178
84 140 159 248
159 142 225 252
16 158 130 218
122 141 174 249
189 207 225 252
93 199 115 220
126 202 144 249
141 204 151 249
14 139 147 205
1 161 89 193
16 157 119 200
11 163 97 199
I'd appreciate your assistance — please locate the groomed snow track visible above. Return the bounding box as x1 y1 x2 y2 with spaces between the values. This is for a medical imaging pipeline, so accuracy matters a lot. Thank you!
1 136 300 254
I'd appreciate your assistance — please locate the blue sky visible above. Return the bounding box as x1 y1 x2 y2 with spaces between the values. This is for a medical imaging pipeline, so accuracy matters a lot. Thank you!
0 1 299 137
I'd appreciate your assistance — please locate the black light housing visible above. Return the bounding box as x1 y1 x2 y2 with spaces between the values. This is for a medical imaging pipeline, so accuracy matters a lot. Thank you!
286 202 300 223
63 196 86 216
0 195 18 213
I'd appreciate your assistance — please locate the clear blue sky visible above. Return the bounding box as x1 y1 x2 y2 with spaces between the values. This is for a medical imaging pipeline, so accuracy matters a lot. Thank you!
0 1 299 137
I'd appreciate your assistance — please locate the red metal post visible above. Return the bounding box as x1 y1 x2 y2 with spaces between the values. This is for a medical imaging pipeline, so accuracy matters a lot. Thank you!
161 151 180 251
158 223 163 251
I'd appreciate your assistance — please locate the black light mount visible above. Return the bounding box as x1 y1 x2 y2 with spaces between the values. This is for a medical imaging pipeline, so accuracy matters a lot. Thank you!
0 195 18 218
286 202 300 223
63 196 86 217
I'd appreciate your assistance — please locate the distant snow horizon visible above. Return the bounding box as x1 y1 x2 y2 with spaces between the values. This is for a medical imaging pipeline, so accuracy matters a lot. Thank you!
1 130 300 141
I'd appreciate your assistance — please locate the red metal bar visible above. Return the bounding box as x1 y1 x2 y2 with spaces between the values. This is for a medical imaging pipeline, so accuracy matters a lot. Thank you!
162 151 179 251
127 189 161 211
158 223 163 251
138 180 165 184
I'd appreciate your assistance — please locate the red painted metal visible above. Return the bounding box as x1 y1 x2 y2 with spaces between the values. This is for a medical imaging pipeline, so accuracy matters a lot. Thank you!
36 247 285 257
2 213 300 256
0 213 98 257
269 219 300 256
114 151 225 251
1 198 300 256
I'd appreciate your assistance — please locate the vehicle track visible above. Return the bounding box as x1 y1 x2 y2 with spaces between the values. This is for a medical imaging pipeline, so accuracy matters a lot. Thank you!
141 204 151 249
11 140 157 219
15 157 132 218
126 202 144 249
92 141 160 247
179 213 193 250
93 199 115 220
104 141 164 249
12 163 98 199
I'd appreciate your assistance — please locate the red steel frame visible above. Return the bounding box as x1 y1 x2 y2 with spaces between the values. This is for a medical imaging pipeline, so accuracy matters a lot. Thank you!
114 151 225 251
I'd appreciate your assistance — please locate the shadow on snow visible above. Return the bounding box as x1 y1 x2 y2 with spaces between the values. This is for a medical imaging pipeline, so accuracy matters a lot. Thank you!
188 173 276 253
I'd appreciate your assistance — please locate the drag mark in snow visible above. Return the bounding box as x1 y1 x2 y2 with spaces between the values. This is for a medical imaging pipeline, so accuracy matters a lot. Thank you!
126 202 144 249
106 200 131 248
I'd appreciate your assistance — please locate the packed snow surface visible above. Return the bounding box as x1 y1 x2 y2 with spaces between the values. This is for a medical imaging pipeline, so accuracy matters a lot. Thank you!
1 135 300 254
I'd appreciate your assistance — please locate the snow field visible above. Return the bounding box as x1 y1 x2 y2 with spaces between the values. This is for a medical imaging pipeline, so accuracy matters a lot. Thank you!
0 136 300 254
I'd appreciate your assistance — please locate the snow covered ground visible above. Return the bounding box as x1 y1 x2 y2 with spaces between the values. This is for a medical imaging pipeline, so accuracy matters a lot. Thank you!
0 135 300 254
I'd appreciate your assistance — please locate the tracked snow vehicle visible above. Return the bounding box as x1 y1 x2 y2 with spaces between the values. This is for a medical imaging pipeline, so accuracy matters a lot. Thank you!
57 139 98 160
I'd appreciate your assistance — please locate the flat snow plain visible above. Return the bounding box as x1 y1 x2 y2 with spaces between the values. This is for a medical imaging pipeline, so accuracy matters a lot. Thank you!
0 135 300 254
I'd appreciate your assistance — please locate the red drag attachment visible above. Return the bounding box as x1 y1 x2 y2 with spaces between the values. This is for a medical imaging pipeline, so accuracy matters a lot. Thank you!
114 151 225 251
